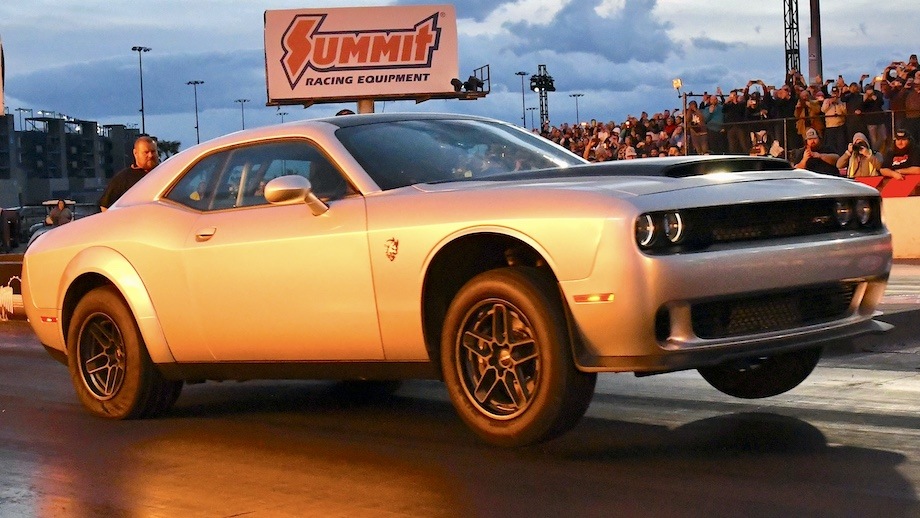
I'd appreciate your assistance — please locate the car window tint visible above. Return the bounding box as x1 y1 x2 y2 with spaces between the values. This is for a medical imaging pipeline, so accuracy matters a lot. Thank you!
164 153 225 210
165 140 353 211
336 119 584 190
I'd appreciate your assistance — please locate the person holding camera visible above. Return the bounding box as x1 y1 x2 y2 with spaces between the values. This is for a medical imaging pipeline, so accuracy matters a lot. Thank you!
882 61 914 131
703 89 727 154
821 85 848 154
899 71 920 142
794 89 823 145
861 84 888 150
722 90 747 154
842 81 869 142
836 133 883 178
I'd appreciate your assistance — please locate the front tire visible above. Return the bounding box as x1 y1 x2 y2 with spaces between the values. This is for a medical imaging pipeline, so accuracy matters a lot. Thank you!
67 285 183 419
441 267 596 447
698 347 822 399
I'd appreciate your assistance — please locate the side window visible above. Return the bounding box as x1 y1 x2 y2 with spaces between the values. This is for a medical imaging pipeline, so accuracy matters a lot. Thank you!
165 140 353 211
164 153 225 210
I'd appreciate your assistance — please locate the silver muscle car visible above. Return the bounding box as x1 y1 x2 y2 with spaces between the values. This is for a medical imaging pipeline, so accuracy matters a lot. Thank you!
21 113 892 446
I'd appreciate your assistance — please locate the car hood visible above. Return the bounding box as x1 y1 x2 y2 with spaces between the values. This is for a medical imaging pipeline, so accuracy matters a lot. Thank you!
415 167 840 198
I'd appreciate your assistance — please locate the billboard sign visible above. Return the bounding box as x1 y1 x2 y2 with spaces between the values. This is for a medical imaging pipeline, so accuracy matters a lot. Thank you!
264 4 459 105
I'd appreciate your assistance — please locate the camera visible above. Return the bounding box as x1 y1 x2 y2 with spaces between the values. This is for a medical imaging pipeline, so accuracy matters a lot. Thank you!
853 141 868 152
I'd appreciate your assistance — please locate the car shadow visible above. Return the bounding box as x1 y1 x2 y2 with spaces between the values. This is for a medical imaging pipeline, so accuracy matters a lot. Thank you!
162 380 918 511
21 378 918 517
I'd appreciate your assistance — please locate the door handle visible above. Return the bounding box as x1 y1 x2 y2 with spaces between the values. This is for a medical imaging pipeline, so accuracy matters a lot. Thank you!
195 227 217 241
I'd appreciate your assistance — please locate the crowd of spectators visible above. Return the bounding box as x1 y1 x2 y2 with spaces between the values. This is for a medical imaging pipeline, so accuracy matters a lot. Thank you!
538 53 920 178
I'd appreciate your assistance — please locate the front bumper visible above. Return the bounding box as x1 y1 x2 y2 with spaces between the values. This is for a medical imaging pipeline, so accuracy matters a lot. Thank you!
561 229 892 373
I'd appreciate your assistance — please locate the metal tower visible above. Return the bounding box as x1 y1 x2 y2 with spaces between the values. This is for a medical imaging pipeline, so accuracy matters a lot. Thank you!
784 0 801 75
529 65 555 130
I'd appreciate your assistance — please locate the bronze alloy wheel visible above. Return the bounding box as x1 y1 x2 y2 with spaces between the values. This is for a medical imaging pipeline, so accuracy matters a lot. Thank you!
455 298 541 419
76 312 127 400
67 285 183 419
442 267 596 447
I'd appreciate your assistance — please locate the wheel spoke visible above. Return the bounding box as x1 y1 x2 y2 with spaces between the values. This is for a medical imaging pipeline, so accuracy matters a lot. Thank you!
79 314 127 400
473 367 500 404
509 341 537 365
83 351 111 375
87 323 115 349
104 365 124 396
502 372 527 409
491 303 509 344
461 330 492 360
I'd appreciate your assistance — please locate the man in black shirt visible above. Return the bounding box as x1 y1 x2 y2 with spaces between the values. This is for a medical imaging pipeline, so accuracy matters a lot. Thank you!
99 136 159 211
790 127 841 176
880 129 920 180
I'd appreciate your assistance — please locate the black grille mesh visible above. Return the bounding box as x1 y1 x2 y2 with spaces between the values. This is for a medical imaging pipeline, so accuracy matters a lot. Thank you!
691 283 858 339
646 197 882 254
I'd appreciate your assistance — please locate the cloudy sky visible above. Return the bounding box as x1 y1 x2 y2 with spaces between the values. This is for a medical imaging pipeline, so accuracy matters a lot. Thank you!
1 0 916 148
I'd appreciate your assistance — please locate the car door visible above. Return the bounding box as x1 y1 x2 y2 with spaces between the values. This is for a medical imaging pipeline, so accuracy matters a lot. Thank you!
163 140 383 362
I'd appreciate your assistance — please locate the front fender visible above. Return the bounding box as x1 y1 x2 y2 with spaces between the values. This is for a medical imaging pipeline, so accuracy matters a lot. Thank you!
60 247 176 364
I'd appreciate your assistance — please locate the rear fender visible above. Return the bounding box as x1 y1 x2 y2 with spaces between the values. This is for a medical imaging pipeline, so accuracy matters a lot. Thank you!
62 247 175 364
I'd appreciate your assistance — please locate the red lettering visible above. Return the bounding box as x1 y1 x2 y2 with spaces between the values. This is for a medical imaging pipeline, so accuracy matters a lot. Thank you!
370 34 402 63
279 12 441 86
282 16 318 81
413 22 435 62
400 35 414 62
340 36 370 65
312 37 340 68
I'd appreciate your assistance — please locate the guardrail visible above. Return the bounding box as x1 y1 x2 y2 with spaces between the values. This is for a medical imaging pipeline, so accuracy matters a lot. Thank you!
854 175 920 198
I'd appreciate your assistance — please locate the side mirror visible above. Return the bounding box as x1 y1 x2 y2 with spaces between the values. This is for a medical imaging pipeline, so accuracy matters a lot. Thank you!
264 175 328 216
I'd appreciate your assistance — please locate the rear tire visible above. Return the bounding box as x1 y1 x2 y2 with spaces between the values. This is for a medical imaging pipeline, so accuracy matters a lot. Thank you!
698 347 822 399
441 267 596 447
67 285 183 419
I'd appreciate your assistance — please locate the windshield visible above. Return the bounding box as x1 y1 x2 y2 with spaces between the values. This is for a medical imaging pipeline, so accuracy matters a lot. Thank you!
336 118 586 190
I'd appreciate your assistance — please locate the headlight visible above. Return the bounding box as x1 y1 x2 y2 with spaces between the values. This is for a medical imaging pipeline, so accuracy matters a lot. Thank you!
663 211 684 243
855 198 872 226
637 211 687 249
834 200 853 226
636 214 655 247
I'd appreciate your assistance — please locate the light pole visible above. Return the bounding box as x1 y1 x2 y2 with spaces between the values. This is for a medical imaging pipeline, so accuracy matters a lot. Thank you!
186 80 204 144
131 46 151 134
526 107 537 131
569 93 584 125
277 111 288 123
235 98 249 129
515 71 527 127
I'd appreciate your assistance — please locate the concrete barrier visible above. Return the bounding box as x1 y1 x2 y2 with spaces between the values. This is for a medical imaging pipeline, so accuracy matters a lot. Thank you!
883 198 920 259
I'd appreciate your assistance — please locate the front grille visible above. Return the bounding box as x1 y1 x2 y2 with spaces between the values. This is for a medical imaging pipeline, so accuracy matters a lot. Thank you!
643 197 883 254
690 282 858 339
703 199 856 243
